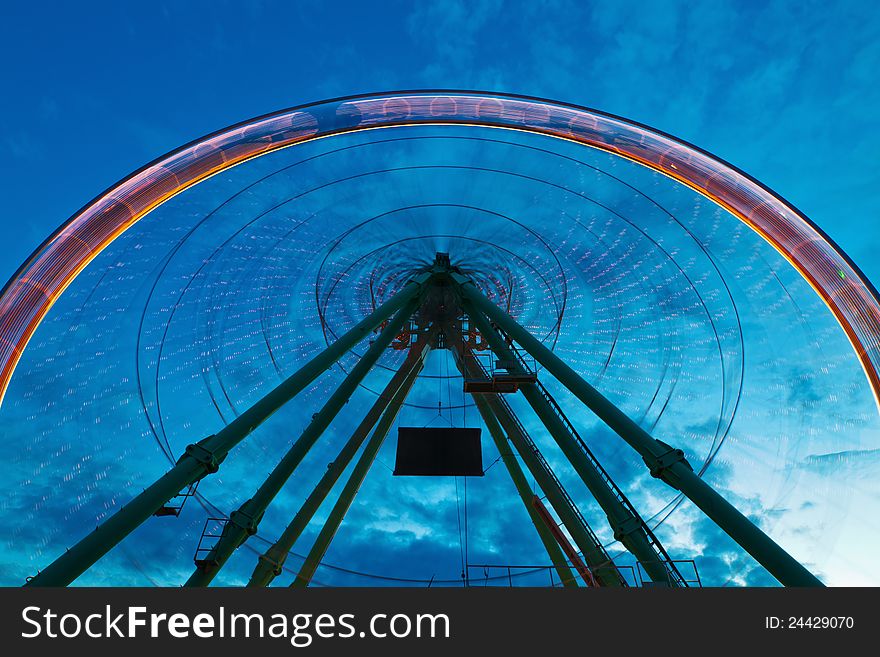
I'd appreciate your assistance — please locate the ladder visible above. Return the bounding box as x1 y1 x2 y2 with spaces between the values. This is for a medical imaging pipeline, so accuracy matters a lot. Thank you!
192 516 230 567
153 480 200 518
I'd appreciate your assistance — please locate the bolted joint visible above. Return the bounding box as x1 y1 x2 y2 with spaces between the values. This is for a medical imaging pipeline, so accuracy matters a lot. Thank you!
229 504 261 537
610 515 643 542
179 438 225 474
257 552 285 577
643 440 693 489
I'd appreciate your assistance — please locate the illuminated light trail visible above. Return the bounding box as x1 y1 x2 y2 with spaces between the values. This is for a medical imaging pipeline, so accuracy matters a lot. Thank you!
1 92 877 413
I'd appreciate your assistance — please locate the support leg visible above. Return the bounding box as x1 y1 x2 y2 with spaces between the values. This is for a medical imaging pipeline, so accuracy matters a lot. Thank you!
468 393 580 587
24 274 430 587
457 345 622 586
447 335 580 586
454 274 823 587
185 300 422 586
466 305 680 586
247 330 434 587
480 391 622 586
290 357 420 588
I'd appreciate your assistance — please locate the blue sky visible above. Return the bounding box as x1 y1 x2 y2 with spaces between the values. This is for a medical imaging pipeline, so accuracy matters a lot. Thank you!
1 0 878 286
1 1 879 587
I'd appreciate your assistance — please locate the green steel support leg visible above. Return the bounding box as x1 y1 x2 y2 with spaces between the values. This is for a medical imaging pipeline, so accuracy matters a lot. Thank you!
483 393 620 587
468 375 621 586
290 358 418 588
247 331 434 587
185 299 422 586
469 394 579 587
465 305 677 586
454 274 823 587
447 339 578 586
24 275 430 587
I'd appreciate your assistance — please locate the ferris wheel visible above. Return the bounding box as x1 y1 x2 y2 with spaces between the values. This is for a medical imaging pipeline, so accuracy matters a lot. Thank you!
2 92 878 588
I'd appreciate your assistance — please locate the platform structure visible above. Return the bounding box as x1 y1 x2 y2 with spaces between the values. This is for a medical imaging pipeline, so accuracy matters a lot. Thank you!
24 254 823 588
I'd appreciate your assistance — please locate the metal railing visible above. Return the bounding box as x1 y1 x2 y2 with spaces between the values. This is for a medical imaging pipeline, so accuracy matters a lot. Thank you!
636 560 702 587
466 561 702 588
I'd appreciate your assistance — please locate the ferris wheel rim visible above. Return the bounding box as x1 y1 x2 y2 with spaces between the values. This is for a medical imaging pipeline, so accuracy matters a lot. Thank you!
1 89 877 412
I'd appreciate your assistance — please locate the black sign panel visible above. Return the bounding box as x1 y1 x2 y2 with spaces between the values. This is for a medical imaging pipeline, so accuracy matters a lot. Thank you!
393 427 483 476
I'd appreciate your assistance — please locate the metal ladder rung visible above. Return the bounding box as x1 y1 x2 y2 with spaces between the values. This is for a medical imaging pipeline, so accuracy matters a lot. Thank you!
192 516 229 565
154 480 200 518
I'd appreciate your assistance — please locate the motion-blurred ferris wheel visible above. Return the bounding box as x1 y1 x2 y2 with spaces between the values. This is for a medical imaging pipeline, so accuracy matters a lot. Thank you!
2 92 879 587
